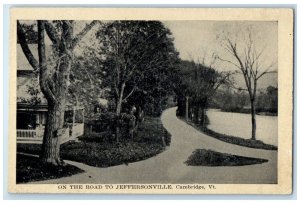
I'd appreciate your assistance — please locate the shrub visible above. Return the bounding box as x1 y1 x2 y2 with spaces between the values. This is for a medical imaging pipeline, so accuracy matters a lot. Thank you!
185 149 268 166
99 112 118 122
85 111 138 139
78 132 113 143
120 113 136 137
18 116 172 168
86 112 118 133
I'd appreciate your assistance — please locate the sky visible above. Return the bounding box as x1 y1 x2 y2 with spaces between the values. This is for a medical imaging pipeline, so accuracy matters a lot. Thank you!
20 20 278 89
163 21 278 89
163 21 278 63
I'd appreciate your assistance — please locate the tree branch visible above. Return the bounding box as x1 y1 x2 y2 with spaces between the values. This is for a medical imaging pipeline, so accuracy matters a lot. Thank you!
71 20 100 50
17 20 39 71
216 55 240 69
225 39 252 92
44 21 60 44
122 86 136 102
256 61 277 80
226 83 248 91
256 70 277 80
38 20 57 103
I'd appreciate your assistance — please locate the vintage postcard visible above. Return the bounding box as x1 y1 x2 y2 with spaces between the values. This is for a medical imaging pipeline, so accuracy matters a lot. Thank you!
8 8 293 194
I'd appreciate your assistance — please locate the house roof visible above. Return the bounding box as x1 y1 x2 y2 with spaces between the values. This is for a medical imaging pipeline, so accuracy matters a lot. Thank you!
17 44 48 104
17 102 48 112
17 103 84 111
17 44 37 70
17 44 84 109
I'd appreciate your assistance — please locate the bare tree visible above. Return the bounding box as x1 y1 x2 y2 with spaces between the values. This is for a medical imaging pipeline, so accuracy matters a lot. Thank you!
17 20 99 165
217 33 276 140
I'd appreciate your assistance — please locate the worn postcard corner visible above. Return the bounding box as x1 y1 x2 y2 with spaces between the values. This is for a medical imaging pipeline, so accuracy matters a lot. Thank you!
8 7 293 194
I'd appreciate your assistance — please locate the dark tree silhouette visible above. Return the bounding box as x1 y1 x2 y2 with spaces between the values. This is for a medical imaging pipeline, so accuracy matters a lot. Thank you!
96 21 179 141
177 60 232 125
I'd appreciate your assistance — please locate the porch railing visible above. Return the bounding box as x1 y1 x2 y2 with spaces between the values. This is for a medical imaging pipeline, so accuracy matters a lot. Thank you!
17 129 38 138
17 127 70 144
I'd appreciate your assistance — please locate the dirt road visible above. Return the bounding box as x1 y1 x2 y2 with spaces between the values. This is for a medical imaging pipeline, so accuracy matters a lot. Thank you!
32 107 277 184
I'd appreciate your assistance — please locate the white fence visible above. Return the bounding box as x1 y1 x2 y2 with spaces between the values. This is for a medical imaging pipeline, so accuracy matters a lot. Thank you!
17 129 43 144
17 127 73 144
17 129 37 138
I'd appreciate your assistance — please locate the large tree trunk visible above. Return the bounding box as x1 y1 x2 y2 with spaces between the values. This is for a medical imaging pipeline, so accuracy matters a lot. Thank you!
250 99 257 140
40 101 66 165
39 20 72 165
40 64 69 165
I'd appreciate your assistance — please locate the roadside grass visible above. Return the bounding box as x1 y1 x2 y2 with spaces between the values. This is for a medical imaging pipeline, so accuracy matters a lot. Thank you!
185 149 268 166
18 116 171 168
200 126 277 150
16 154 84 183
181 117 277 151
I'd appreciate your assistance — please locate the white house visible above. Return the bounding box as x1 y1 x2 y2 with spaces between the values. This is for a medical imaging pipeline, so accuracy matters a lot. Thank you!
17 44 84 144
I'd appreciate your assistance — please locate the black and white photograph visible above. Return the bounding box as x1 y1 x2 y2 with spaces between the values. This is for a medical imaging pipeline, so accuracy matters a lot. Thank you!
8 8 293 194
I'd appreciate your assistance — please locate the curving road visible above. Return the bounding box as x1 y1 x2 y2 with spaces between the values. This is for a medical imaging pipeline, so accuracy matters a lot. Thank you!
32 107 277 184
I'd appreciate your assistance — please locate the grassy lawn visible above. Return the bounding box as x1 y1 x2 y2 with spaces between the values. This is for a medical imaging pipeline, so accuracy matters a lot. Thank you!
18 116 171 168
182 118 277 151
17 154 84 183
185 149 268 166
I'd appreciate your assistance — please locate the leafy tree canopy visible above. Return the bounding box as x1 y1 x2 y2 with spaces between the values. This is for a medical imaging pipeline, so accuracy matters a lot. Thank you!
95 20 180 115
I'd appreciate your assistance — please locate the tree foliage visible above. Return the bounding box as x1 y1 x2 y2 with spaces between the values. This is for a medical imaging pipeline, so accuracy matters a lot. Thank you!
17 23 38 44
95 20 179 116
211 86 278 115
176 60 232 124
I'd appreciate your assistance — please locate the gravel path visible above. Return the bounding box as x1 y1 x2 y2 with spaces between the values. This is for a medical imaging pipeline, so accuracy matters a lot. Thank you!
31 107 277 184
